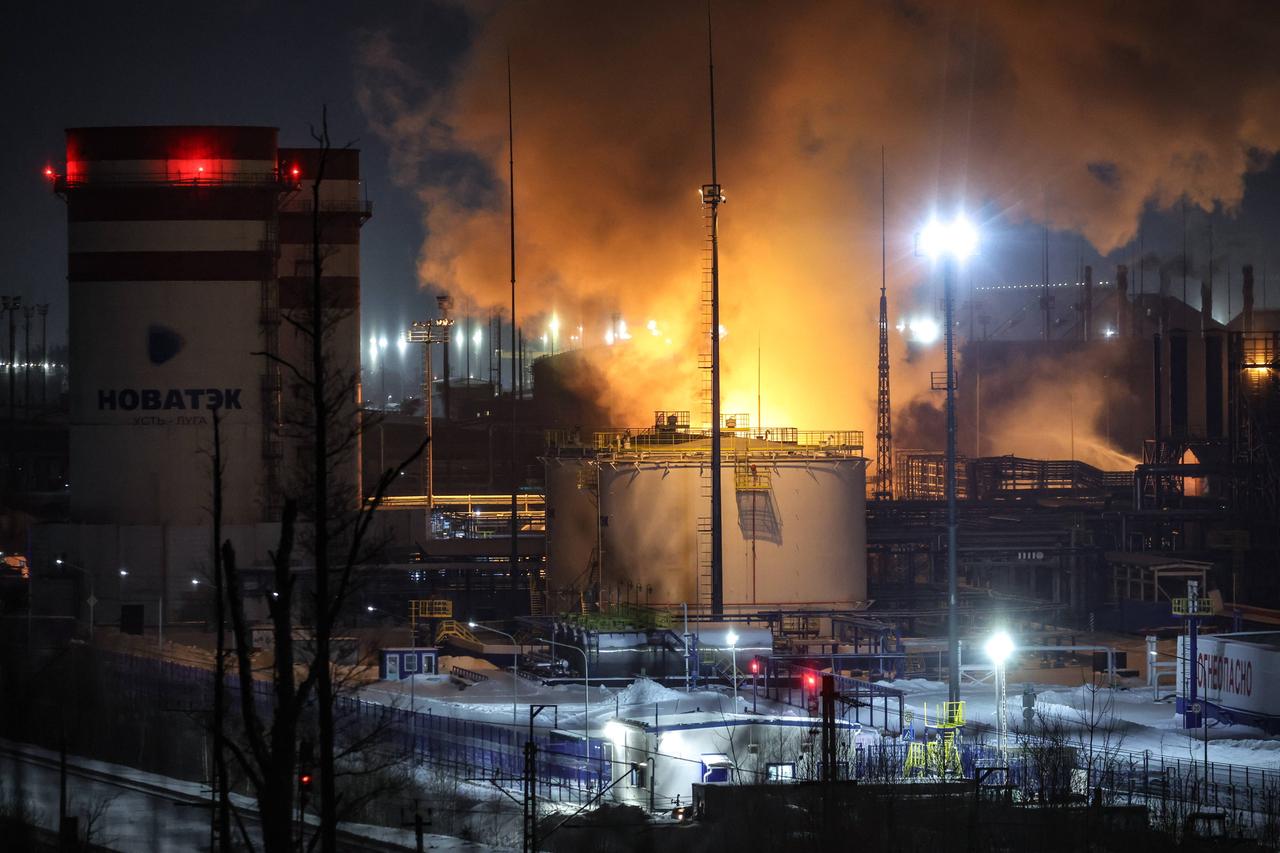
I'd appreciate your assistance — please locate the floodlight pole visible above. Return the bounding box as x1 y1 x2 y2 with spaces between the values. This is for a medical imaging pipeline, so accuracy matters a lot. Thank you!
727 633 738 709
994 659 1007 750
472 622 519 723
945 255 960 704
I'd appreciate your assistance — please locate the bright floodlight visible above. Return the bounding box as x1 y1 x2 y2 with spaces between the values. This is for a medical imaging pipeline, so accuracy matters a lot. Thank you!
726 630 739 648
367 605 375 612
985 630 1014 665
468 620 478 628
921 215 979 261
119 569 128 577
908 317 941 344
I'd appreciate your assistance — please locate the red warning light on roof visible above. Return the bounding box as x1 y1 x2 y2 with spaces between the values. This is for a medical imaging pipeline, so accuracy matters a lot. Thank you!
291 166 300 178
43 166 54 178
749 658 760 674
805 673 816 688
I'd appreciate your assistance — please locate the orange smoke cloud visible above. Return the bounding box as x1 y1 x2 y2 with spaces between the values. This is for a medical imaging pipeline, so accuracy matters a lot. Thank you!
357 1 1280 440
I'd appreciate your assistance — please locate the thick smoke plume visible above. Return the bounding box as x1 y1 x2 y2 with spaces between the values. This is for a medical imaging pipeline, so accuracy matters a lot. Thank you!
358 1 1280 449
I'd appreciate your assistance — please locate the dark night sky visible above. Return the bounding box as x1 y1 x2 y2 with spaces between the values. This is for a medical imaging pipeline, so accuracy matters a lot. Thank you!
3 1 1279 361
0 1 468 355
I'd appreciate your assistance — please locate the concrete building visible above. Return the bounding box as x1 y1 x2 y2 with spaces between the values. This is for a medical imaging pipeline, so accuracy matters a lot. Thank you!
36 125 367 629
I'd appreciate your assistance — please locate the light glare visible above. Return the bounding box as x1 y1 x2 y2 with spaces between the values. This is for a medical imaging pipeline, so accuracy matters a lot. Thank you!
921 215 979 260
985 630 1015 665
908 317 940 344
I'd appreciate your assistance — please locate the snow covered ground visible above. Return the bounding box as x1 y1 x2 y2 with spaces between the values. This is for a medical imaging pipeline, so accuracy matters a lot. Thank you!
361 665 1280 774
0 739 506 852
361 671 767 735
877 676 1280 771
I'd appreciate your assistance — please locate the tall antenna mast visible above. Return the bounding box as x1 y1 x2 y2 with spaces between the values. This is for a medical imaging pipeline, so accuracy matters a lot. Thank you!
700 0 726 616
747 330 757 432
1040 192 1052 342
875 146 893 500
507 52 522 597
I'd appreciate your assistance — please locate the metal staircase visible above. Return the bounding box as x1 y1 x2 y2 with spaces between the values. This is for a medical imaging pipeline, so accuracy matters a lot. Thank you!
695 187 717 613
527 571 545 616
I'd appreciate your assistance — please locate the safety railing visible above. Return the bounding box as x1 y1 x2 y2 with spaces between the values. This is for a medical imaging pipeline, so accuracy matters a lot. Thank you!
449 665 490 685
1171 597 1214 616
553 427 865 457
59 169 285 189
409 598 452 619
564 603 672 632
734 461 772 491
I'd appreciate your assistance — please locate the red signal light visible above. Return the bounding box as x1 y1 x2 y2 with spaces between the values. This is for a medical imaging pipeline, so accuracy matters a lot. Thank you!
43 166 53 178
291 166 300 178
805 673 816 689
299 773 312 788
749 658 760 674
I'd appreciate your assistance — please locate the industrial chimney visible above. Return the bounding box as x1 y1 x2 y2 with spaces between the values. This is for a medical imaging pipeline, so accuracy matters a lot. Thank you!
1203 277 1224 438
1243 264 1255 332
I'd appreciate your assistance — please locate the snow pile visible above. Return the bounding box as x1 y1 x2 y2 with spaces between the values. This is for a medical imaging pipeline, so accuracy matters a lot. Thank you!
440 654 499 672
614 677 688 706
875 678 947 695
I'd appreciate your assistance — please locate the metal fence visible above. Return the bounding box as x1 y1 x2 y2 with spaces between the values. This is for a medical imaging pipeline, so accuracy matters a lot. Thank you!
805 732 1280 843
96 650 1280 842
100 650 607 803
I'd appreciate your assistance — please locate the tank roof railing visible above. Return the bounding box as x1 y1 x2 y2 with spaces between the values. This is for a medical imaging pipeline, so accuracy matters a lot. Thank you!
544 427 865 460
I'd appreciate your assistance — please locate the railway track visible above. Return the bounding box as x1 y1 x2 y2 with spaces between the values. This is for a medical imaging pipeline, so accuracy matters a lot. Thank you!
0 741 415 852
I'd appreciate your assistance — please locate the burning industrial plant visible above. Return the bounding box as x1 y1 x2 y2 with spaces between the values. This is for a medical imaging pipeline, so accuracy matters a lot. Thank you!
357 1 1280 463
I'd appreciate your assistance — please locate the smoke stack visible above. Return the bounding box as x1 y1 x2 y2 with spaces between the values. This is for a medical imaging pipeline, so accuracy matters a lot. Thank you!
1153 331 1163 440
1201 280 1213 329
1116 264 1129 338
1169 331 1189 438
1205 327 1224 438
1243 264 1255 331
1083 264 1093 341
1158 266 1172 329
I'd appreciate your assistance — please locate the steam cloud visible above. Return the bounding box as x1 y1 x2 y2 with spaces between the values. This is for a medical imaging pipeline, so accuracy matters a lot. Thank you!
357 1 1280 453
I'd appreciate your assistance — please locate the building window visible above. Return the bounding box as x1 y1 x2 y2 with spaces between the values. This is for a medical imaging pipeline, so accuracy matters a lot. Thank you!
631 762 648 788
403 653 418 673
765 763 795 782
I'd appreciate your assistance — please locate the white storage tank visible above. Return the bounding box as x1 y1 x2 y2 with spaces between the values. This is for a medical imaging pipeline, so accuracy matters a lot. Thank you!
544 457 600 612
544 431 867 611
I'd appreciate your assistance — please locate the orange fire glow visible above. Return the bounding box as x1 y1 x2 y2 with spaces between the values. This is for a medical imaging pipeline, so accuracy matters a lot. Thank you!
357 3 1280 462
